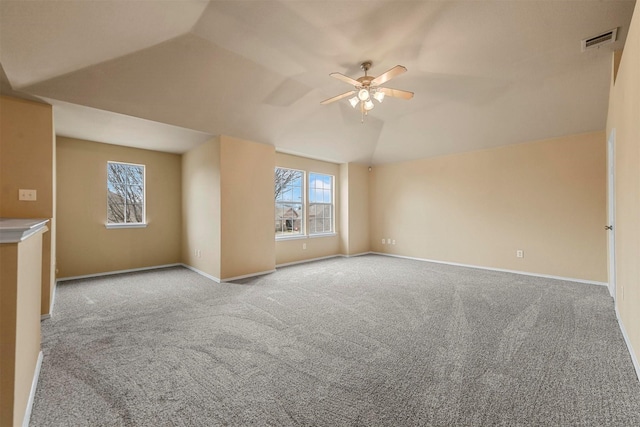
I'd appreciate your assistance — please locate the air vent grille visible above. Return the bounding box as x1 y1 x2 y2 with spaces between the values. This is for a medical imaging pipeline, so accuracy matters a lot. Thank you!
582 28 618 52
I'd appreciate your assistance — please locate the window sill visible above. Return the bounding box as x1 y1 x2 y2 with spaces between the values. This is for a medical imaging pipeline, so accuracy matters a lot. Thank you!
275 232 337 242
309 232 337 239
105 223 148 229
276 234 307 241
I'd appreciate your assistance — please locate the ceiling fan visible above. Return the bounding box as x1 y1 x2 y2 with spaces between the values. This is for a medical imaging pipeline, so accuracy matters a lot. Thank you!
321 61 414 122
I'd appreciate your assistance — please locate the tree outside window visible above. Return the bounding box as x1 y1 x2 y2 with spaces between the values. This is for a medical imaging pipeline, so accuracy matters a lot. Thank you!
275 168 304 237
107 161 145 224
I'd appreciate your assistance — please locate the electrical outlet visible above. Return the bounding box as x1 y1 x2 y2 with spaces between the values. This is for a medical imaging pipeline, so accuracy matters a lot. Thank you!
516 250 524 258
302 243 307 250
381 238 385 244
392 240 396 245
19 189 37 201
387 238 391 244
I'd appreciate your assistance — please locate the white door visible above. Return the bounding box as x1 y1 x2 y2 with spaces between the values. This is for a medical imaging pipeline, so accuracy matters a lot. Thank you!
607 129 616 299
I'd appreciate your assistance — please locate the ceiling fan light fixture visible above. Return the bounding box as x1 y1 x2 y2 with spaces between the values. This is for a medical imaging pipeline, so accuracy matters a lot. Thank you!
322 62 413 123
373 90 385 103
364 99 375 111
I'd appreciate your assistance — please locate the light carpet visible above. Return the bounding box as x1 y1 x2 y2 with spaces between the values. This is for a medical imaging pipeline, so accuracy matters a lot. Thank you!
30 255 640 426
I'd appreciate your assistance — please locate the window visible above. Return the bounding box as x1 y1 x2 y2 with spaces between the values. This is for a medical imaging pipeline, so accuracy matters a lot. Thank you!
107 161 145 226
275 168 304 237
309 173 334 234
274 168 335 239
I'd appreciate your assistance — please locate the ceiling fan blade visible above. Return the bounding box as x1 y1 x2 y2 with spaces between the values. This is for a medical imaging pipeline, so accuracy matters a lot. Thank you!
320 90 356 105
379 87 414 100
329 72 360 86
371 65 407 86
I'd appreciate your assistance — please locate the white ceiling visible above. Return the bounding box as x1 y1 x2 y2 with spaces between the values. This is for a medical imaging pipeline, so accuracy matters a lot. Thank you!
0 0 636 164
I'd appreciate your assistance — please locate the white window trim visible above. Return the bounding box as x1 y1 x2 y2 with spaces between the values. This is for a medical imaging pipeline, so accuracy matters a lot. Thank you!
106 161 146 227
105 223 148 229
275 167 305 240
274 168 337 240
308 232 336 239
276 234 308 241
308 172 335 236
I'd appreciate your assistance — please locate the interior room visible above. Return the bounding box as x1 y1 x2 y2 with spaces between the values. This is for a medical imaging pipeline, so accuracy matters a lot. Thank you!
1 1 639 425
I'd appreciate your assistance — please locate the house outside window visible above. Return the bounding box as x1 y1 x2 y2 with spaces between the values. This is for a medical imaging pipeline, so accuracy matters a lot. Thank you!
275 168 304 237
107 161 145 227
309 173 334 234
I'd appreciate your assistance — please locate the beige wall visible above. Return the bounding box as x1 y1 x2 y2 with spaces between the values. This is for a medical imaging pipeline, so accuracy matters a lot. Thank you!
220 136 275 279
182 137 221 279
346 163 370 256
275 152 341 265
0 229 45 426
0 243 19 426
339 162 370 256
56 137 182 277
0 96 55 315
607 3 640 365
370 131 607 283
339 163 348 255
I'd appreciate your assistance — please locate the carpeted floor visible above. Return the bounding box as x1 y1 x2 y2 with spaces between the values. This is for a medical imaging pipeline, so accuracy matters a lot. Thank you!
31 255 640 426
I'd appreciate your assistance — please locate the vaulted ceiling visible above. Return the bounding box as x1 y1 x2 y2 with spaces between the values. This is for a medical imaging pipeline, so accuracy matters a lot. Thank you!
0 1 636 164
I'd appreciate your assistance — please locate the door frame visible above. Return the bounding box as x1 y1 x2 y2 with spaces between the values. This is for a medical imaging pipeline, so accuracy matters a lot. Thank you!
607 129 616 299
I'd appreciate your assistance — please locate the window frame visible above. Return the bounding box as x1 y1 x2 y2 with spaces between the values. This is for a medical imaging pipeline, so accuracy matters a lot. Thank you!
275 167 305 239
106 161 147 229
308 172 335 236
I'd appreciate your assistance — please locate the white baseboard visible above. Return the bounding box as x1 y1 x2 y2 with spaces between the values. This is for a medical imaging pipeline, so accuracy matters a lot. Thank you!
180 264 221 283
370 252 608 286
222 269 277 282
276 254 342 268
56 264 183 282
181 264 277 283
41 280 58 320
615 307 640 382
342 251 373 258
22 351 43 427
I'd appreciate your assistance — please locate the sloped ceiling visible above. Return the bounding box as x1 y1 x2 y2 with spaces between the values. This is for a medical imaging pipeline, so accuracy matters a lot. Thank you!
0 0 636 164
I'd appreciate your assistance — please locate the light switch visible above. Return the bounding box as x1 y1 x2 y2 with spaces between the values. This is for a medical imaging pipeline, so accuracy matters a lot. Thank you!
19 189 37 201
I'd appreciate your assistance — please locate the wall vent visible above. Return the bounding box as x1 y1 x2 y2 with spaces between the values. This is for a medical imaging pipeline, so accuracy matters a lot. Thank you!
581 28 618 52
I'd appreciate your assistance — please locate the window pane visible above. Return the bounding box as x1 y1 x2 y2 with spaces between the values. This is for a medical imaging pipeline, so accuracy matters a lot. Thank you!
107 162 145 224
128 166 144 185
275 168 305 237
128 204 144 223
127 185 143 204
308 173 334 235
108 203 125 223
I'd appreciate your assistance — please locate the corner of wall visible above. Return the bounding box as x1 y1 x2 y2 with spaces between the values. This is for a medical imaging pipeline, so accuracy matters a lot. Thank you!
339 163 350 255
181 137 221 279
